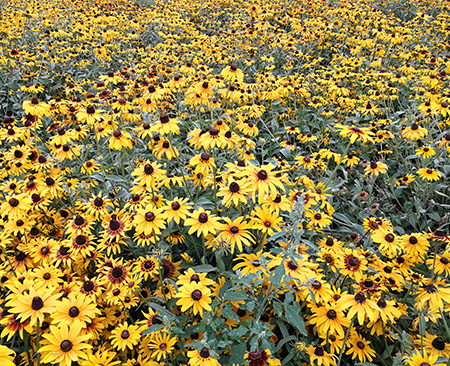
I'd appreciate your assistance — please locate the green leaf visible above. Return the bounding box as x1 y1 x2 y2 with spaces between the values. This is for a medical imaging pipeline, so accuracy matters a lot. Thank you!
221 303 240 322
429 212 440 222
419 313 426 337
143 324 163 335
147 302 176 321
285 305 306 335
228 326 248 338
223 290 248 302
189 264 217 273
229 343 247 365
273 302 283 317
274 335 297 353
271 263 285 289
269 231 285 242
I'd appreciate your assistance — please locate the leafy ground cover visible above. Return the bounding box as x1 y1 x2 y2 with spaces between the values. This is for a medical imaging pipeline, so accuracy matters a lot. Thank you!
0 0 450 365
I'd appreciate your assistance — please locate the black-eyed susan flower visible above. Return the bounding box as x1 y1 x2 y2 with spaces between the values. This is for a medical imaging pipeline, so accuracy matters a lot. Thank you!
133 206 167 236
0 345 15 366
185 208 220 237
420 332 450 358
217 178 250 207
305 209 332 228
402 123 428 140
346 332 376 363
53 295 101 327
148 331 177 361
308 303 350 337
217 217 254 253
186 347 220 366
0 194 31 219
40 322 92 366
334 123 375 144
338 292 378 325
417 168 442 181
416 146 435 159
7 287 61 327
23 98 50 117
110 322 140 351
251 206 283 236
176 282 212 316
364 161 388 178
76 105 103 125
371 230 401 258
306 345 337 366
248 163 285 203
109 129 133 150
404 351 444 366
176 268 215 287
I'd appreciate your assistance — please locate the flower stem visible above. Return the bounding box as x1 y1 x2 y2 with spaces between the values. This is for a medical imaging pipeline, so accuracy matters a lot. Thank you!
36 319 41 366
337 317 353 366
324 140 351 187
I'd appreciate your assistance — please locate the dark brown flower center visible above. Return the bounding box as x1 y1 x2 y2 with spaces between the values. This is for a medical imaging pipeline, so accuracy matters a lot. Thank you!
370 162 378 169
314 345 324 356
191 290 202 300
229 182 240 192
348 256 359 267
160 114 169 124
198 213 208 223
83 281 95 292
432 336 446 350
75 235 87 245
92 197 103 207
112 267 124 278
145 212 155 221
31 296 44 311
109 219 121 231
60 340 73 352
385 233 395 242
74 215 85 226
144 164 154 175
201 153 210 161
312 280 322 289
191 274 200 283
121 330 130 339
69 306 80 317
257 170 268 180
171 202 181 210
327 310 337 319
199 347 210 358
377 298 387 308
9 198 19 207
230 226 239 234
355 292 366 303
357 341 365 349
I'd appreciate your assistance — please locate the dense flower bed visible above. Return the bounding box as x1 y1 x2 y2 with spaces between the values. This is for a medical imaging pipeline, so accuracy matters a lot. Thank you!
0 0 450 365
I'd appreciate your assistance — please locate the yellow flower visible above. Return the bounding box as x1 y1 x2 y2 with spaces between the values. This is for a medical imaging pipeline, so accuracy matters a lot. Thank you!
185 208 220 237
176 282 212 316
110 322 141 351
0 345 15 366
40 322 92 366
417 168 442 181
